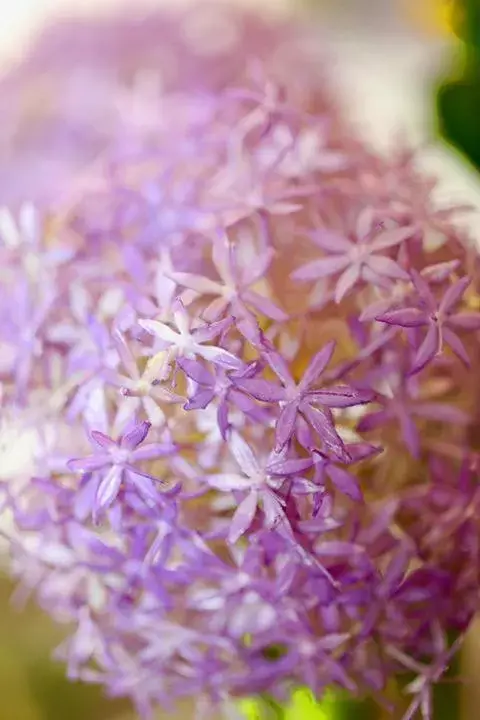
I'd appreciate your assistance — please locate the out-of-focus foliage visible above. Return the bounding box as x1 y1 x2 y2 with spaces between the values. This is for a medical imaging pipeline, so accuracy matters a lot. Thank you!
437 0 480 171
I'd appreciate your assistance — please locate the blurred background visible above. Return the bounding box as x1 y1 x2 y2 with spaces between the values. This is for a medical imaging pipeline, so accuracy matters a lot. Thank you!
1 0 480 718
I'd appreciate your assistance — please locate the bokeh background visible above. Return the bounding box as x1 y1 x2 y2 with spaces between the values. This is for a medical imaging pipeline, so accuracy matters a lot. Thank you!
1 1 480 718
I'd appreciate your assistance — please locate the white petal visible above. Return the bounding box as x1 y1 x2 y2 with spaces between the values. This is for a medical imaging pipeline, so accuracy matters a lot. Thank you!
138 319 180 344
206 473 253 491
0 207 20 248
229 432 261 478
19 202 39 244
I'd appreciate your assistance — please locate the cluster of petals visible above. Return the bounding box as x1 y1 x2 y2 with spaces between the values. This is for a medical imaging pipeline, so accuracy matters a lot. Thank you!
1 6 480 720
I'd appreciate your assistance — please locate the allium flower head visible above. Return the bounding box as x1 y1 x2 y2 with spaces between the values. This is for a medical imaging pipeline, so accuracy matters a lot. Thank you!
2 6 480 720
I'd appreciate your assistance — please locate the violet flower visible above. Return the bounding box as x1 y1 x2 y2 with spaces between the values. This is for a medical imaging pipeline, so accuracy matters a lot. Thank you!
236 341 373 459
138 298 242 371
178 357 267 439
3 7 480 720
376 271 480 374
206 431 314 543
68 421 175 518
105 329 183 430
291 208 414 303
170 230 286 322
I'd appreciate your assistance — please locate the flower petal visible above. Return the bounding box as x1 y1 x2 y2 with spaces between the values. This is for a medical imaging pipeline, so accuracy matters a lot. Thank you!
315 540 361 557
202 296 230 322
327 465 363 501
112 329 139 379
168 271 223 296
411 270 436 310
413 402 469 424
300 341 336 390
245 247 275 284
366 255 409 281
68 455 109 473
197 344 243 369
301 404 348 461
184 388 216 411
143 396 167 427
121 421 151 449
229 432 261 478
262 489 286 528
74 474 100 521
96 466 123 512
410 323 441 375
125 468 159 505
291 255 349 282
442 326 470 366
265 350 294 387
138 318 180 344
90 430 116 449
370 225 415 251
177 357 214 386
267 456 314 476
310 386 373 408
132 442 175 461
228 491 258 543
234 377 286 402
334 264 361 303
275 402 299 450
448 312 480 330
207 474 253 491
243 289 287 321
308 229 352 253
439 276 470 314
398 406 420 458
376 307 426 328
191 317 231 343
356 410 391 433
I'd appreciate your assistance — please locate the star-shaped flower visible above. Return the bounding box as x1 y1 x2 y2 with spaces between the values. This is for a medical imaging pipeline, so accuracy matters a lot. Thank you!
375 272 480 374
356 357 469 457
169 231 286 322
68 421 175 519
105 330 182 430
291 209 413 303
235 341 373 459
206 432 313 543
138 298 242 371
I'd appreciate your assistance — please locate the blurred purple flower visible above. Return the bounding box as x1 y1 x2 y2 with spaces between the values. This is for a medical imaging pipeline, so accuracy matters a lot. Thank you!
170 231 286 322
292 208 413 303
68 421 175 519
376 272 480 374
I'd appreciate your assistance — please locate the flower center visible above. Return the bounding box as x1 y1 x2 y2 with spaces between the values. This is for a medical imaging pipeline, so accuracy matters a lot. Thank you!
111 447 130 465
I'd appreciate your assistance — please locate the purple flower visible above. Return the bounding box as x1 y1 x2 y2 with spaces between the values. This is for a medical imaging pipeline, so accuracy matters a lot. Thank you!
206 431 314 543
138 298 242 370
387 633 464 720
169 231 286 322
105 329 183 429
2 278 55 400
313 442 381 501
68 421 175 518
236 341 373 459
356 360 469 457
376 272 480 374
291 209 413 303
3 10 480 718
0 202 75 277
178 357 267 438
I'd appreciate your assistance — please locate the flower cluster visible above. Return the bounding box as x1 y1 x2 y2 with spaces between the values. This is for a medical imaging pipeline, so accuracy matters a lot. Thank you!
2 6 480 720
0 3 336 205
